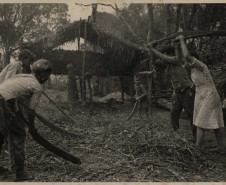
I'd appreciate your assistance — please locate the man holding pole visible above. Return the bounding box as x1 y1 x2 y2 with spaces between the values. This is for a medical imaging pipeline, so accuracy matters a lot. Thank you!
148 42 196 139
0 59 52 181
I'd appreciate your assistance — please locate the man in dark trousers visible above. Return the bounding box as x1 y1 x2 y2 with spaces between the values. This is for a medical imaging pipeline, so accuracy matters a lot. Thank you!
148 42 196 139
0 49 35 173
0 59 52 181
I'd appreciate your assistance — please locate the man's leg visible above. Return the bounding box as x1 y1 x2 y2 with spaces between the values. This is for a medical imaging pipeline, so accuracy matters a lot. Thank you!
8 136 15 171
138 101 142 118
207 128 225 153
171 93 183 131
10 134 25 176
0 98 10 174
214 128 225 150
0 132 4 153
9 113 33 181
182 88 196 138
196 127 205 148
0 132 8 174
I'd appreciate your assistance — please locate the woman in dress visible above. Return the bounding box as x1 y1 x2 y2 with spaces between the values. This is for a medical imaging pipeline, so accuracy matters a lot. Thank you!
176 35 225 153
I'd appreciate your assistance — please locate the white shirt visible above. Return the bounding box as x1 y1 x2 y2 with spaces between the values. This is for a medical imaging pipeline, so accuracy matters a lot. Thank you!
0 61 23 83
0 74 43 110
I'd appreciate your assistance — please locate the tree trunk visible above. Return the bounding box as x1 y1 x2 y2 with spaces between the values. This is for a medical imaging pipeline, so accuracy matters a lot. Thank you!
67 63 79 102
182 5 188 31
119 76 125 102
82 21 87 104
174 4 182 33
165 4 171 36
3 45 11 67
92 4 98 23
147 4 154 42
188 4 197 30
147 4 154 118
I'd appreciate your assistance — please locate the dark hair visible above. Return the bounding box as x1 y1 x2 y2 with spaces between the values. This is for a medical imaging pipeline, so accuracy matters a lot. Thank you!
190 50 200 60
161 46 174 56
18 49 35 61
34 68 52 78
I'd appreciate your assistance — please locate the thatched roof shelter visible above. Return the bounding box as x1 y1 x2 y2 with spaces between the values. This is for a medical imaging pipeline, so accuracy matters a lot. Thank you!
23 20 147 76
36 50 137 76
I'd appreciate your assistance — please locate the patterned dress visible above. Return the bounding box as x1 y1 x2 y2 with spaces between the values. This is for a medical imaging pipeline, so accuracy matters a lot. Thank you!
190 58 224 129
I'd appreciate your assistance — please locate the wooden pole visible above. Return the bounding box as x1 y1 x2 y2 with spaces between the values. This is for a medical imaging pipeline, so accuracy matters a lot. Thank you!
67 63 79 102
119 76 125 102
87 75 93 102
77 18 81 50
87 75 94 116
82 21 87 105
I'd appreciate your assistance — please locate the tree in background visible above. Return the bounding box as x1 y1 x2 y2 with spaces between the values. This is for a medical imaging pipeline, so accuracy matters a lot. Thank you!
0 4 70 67
90 3 226 97
95 4 225 65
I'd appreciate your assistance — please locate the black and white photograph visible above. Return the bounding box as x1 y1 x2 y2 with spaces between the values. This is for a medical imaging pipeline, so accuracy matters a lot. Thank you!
0 0 225 183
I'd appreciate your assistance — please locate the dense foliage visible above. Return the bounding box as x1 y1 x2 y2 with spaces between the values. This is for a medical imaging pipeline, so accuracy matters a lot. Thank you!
0 4 70 66
95 4 226 65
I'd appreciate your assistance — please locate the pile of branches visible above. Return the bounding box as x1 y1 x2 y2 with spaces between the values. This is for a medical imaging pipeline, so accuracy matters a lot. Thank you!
1 91 223 182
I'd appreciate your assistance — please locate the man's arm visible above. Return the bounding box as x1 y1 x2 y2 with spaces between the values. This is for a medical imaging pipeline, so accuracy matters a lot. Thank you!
136 85 147 100
177 35 193 63
177 35 205 71
4 63 19 80
27 109 35 129
174 42 183 61
149 44 178 64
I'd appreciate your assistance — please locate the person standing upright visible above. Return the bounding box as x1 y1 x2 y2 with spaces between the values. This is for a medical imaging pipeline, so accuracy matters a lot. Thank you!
148 42 196 139
177 35 225 153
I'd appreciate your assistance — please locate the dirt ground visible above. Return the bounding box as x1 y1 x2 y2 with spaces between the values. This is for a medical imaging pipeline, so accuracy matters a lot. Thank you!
0 90 225 182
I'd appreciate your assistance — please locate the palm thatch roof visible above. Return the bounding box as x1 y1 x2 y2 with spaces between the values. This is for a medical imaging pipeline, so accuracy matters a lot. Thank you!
23 20 147 74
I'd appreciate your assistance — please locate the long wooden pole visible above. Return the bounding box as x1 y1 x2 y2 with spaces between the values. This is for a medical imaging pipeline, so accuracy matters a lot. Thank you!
82 21 87 105
147 30 226 46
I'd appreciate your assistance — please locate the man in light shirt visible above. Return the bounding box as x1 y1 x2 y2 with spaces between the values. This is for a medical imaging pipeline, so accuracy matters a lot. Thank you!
0 49 35 83
0 49 35 173
0 59 52 181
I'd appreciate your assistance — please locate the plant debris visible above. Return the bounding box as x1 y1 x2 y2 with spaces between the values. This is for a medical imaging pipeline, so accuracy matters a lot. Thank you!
0 90 225 182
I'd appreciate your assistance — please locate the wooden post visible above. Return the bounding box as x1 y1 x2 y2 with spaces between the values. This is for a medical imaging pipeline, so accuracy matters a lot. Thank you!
87 75 93 102
67 63 79 102
77 22 80 50
82 21 87 105
92 4 98 23
87 75 94 116
130 76 135 103
119 76 125 102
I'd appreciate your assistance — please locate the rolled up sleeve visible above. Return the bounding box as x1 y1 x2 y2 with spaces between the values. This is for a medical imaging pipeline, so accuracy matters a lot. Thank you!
28 92 42 110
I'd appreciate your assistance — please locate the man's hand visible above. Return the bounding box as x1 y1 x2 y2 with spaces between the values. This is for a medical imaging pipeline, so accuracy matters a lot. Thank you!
174 35 185 42
172 40 180 47
147 41 157 49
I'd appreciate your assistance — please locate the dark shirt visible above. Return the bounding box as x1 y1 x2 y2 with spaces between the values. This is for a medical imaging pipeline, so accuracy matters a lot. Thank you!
166 62 194 92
